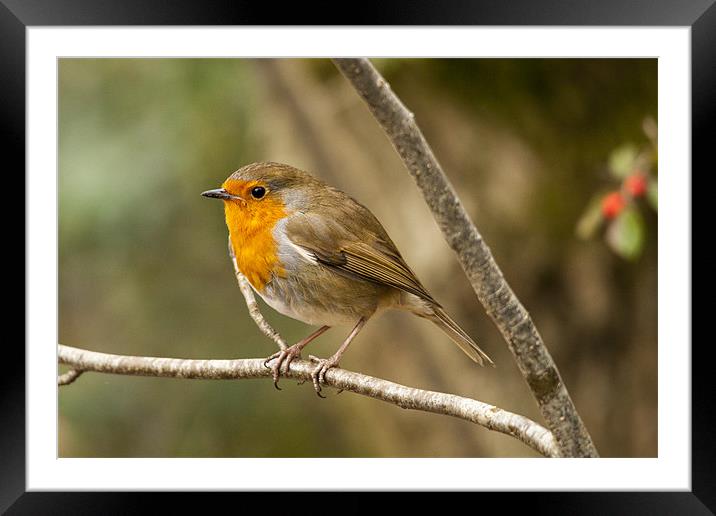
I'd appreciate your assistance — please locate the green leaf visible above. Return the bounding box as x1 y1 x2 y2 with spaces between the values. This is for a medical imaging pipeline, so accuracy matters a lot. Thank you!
576 193 605 240
608 144 638 179
606 207 645 260
647 179 658 211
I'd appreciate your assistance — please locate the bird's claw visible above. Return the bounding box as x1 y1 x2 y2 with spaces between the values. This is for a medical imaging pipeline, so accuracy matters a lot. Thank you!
264 345 303 390
308 355 339 397
264 347 340 396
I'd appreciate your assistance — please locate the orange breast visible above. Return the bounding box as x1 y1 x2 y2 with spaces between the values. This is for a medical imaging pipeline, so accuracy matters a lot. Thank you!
224 196 287 291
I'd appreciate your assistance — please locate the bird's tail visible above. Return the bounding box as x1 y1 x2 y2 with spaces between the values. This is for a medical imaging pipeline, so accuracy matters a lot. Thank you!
427 306 494 367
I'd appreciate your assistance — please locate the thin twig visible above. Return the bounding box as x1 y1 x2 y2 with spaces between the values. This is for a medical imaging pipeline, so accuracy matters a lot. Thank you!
57 369 83 386
58 344 559 457
332 58 598 458
228 236 287 351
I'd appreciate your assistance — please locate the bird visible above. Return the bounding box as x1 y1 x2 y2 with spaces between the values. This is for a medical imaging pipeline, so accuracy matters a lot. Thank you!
202 162 493 395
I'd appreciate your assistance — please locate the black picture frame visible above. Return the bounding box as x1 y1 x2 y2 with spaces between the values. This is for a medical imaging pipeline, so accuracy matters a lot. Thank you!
4 1 708 513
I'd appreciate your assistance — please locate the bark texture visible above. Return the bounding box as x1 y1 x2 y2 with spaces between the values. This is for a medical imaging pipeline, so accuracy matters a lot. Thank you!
332 58 598 458
58 344 559 457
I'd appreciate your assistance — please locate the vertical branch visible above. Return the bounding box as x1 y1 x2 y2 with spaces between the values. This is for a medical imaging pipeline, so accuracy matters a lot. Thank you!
333 58 598 458
228 237 287 351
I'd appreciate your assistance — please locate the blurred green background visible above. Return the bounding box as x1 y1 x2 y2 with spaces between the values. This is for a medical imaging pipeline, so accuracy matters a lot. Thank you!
59 58 657 458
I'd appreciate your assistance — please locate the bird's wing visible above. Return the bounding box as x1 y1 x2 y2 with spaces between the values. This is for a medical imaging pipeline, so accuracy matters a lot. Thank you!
285 211 438 305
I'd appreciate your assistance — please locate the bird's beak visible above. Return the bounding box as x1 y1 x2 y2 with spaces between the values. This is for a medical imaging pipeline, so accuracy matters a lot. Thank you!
201 188 243 202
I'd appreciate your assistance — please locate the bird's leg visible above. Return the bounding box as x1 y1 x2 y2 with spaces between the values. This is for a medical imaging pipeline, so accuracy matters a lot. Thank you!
264 325 330 390
309 317 367 396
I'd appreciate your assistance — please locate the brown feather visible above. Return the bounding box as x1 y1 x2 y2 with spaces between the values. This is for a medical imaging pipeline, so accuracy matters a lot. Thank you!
285 209 436 305
262 163 492 365
340 242 436 302
287 213 493 365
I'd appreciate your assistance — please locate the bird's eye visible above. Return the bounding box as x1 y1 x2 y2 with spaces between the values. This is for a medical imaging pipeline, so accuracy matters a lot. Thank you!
250 186 266 199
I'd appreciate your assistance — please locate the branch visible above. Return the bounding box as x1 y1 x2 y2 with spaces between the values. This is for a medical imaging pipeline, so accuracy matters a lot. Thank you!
332 58 598 458
57 369 83 385
58 344 559 457
229 236 287 351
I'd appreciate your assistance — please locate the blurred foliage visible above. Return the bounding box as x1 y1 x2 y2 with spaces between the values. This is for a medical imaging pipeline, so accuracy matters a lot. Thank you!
59 58 657 458
576 121 658 260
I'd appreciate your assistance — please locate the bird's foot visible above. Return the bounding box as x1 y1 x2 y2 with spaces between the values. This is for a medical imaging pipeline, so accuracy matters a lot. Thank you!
264 344 304 390
308 355 340 398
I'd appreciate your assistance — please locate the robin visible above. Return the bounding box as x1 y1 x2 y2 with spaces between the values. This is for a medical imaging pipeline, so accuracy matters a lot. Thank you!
202 162 493 395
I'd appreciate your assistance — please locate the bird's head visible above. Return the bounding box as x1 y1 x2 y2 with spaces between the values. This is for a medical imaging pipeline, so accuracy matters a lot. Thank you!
202 161 324 209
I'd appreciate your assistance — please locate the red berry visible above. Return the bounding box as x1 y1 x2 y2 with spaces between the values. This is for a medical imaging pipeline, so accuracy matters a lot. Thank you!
625 172 647 197
602 192 625 219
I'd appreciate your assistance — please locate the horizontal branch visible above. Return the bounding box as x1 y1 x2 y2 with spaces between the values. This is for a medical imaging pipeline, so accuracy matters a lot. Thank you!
58 344 559 458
